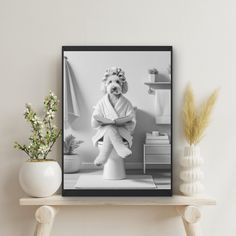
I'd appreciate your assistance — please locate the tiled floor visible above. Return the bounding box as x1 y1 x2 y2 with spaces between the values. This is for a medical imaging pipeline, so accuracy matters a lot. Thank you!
64 169 171 190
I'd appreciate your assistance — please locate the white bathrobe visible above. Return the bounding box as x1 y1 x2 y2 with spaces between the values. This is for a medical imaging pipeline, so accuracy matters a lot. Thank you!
91 94 136 147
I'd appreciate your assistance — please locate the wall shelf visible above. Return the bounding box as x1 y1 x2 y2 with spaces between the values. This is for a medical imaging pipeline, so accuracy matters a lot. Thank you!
144 82 171 90
20 195 216 236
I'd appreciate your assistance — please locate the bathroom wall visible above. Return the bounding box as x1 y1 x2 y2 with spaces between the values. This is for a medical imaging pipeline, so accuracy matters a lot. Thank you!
64 51 171 166
0 0 235 235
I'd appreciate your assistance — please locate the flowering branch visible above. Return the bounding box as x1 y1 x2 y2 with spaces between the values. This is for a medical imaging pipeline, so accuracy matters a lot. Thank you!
14 91 61 160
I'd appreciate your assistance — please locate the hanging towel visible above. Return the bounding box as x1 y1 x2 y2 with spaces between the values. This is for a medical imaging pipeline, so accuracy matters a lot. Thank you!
154 90 171 124
64 58 80 122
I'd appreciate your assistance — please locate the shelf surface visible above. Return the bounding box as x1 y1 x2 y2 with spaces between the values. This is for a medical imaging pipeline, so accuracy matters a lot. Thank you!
144 82 171 90
145 82 171 85
144 144 171 146
20 195 216 206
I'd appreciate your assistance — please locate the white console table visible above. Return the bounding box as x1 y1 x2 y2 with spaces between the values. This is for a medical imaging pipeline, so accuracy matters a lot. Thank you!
19 195 216 236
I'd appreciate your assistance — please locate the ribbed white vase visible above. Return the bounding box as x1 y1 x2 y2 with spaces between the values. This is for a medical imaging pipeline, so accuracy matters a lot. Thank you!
179 145 204 196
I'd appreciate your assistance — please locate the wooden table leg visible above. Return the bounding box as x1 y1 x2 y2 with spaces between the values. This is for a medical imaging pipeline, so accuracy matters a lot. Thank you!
176 206 203 236
34 206 58 236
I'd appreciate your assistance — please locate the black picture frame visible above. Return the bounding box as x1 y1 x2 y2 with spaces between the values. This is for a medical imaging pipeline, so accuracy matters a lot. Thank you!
62 46 173 196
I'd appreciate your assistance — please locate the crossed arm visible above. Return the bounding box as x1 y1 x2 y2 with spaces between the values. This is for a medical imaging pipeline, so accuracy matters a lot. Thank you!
91 115 131 128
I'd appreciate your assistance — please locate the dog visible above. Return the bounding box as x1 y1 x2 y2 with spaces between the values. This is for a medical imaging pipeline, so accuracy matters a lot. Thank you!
91 67 136 166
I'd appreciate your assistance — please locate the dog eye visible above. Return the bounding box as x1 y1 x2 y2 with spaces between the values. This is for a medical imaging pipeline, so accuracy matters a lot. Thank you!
116 80 120 84
108 81 112 84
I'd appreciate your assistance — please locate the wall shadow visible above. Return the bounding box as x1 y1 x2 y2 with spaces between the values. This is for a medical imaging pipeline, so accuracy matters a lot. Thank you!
157 73 171 82
131 109 157 163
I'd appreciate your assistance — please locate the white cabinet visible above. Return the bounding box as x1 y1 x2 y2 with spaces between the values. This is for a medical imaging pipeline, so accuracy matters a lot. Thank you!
143 144 171 174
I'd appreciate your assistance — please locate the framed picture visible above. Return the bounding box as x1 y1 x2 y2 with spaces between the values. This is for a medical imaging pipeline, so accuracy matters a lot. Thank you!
62 46 172 196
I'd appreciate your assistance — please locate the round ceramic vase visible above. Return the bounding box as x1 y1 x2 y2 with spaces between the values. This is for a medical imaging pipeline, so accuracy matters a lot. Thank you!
64 154 82 173
19 160 61 198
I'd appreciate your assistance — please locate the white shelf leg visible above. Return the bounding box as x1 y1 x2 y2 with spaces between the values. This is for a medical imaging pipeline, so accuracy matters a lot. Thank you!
176 205 203 236
34 205 58 236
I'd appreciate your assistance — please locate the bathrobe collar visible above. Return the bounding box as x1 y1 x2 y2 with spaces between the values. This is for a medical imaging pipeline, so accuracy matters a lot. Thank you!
104 94 125 120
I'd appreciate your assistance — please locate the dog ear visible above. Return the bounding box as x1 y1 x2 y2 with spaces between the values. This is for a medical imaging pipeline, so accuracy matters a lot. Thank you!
100 77 107 93
122 80 128 94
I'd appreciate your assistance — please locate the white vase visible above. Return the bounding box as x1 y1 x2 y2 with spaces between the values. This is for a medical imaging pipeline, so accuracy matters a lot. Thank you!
64 154 82 173
148 74 156 83
19 160 61 198
179 145 204 196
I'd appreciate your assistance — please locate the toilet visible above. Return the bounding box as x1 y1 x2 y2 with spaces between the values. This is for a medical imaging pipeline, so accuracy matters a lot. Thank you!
97 141 129 180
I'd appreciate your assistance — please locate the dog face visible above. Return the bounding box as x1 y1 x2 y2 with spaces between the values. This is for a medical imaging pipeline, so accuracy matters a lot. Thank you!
101 67 128 95
105 75 122 95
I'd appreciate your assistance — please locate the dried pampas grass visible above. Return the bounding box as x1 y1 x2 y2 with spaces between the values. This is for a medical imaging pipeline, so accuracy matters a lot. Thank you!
183 84 218 145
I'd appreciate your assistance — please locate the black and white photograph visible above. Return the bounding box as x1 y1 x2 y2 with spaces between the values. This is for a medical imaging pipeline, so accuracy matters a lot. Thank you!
62 46 172 196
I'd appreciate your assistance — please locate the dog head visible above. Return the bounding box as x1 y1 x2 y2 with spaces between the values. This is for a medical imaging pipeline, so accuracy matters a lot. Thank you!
101 67 128 95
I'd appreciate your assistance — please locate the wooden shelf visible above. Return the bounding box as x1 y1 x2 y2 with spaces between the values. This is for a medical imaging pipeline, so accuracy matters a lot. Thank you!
144 82 171 90
20 194 216 236
19 194 216 206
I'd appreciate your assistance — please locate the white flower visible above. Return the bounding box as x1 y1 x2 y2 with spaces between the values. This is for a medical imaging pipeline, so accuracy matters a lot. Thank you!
38 145 49 156
47 110 55 119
